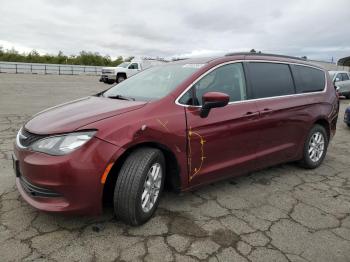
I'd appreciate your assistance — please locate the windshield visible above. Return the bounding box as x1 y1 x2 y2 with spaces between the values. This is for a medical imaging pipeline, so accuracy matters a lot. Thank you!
117 62 131 68
103 64 202 101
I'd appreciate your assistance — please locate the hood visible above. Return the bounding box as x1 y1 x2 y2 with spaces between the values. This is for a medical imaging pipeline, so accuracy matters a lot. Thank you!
25 96 147 134
115 66 127 71
336 80 350 88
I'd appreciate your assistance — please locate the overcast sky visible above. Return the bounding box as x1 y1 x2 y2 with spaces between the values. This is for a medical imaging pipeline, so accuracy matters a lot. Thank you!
0 0 349 61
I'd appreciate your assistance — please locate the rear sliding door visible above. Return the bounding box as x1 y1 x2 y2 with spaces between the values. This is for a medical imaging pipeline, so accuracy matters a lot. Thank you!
245 61 311 168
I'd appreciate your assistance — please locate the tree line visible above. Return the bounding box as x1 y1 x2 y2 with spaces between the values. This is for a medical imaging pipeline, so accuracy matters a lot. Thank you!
0 47 133 66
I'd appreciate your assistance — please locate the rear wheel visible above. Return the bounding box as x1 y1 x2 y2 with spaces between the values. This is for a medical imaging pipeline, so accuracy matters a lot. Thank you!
299 124 328 169
113 148 165 226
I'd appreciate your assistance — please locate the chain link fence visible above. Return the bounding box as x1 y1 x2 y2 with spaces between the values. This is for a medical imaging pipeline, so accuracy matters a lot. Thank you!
1 60 348 76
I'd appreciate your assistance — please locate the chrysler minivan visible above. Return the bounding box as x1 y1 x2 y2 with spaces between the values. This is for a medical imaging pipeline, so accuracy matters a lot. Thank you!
13 53 339 225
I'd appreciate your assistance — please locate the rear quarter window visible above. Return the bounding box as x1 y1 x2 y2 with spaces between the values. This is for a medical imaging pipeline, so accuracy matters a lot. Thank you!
247 62 295 99
291 65 325 93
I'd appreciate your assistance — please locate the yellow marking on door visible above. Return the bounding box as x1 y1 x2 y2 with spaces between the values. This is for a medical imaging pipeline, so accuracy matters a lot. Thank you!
188 127 206 181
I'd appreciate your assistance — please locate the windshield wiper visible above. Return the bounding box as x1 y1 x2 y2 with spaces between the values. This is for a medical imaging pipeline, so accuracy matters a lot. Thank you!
106 94 135 101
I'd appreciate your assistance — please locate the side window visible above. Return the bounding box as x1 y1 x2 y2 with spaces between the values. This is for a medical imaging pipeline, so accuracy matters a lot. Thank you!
247 62 295 99
341 73 349 81
129 63 138 69
179 63 247 105
178 89 193 105
292 65 325 93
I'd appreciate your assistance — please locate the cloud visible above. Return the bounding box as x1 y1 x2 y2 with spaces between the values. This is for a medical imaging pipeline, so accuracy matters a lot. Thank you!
0 0 349 61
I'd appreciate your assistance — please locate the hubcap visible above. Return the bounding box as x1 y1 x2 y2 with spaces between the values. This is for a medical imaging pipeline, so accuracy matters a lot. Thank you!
141 163 162 213
308 132 325 163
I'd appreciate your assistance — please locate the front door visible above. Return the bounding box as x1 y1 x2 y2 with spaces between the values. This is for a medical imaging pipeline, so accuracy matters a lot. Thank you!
127 63 140 77
180 63 260 186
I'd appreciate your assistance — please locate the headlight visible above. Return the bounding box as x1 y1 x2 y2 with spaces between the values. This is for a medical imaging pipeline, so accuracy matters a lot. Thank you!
30 131 96 155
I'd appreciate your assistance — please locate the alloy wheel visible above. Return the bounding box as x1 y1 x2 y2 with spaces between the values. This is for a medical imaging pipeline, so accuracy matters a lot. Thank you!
141 163 162 213
308 131 325 163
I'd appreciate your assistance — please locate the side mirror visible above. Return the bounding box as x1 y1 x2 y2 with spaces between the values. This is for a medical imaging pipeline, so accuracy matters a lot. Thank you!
200 92 229 118
334 77 340 83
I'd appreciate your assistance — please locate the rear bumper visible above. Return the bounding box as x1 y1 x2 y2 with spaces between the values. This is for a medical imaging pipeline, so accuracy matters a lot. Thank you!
13 137 121 215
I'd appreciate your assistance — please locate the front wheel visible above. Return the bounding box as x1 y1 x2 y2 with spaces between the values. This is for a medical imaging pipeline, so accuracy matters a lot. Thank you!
116 75 126 83
114 148 165 226
299 124 328 169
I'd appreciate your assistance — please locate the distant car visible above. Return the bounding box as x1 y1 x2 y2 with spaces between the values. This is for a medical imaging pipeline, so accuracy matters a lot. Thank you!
100 59 167 84
329 71 350 98
345 106 350 127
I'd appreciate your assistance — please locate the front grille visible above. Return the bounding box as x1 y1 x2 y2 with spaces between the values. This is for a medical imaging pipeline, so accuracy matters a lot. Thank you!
102 70 113 74
20 175 62 198
19 129 47 147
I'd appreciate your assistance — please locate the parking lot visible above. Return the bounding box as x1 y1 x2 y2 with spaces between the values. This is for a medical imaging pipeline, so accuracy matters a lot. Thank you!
0 73 349 262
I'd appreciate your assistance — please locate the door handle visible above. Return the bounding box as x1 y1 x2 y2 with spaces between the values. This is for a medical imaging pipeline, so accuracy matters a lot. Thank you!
244 111 259 118
262 108 273 114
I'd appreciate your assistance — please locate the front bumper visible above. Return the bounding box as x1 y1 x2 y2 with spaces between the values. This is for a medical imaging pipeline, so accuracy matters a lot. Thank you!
13 137 120 215
99 74 116 82
337 88 350 97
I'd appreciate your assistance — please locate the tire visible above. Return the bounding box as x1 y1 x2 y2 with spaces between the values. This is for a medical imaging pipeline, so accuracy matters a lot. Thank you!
116 75 126 83
347 123 350 128
114 148 165 226
299 124 328 169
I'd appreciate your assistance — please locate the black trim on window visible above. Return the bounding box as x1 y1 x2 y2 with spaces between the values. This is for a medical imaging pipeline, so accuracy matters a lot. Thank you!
288 64 297 94
242 62 254 100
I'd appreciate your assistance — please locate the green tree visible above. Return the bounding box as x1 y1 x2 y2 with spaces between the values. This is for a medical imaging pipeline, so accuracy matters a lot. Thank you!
0 47 127 66
124 56 134 62
112 56 123 66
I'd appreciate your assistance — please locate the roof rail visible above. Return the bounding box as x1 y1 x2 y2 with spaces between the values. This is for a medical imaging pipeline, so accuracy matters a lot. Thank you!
225 52 307 61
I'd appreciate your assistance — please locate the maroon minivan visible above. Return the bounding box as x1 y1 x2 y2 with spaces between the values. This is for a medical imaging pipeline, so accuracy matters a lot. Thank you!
13 53 339 225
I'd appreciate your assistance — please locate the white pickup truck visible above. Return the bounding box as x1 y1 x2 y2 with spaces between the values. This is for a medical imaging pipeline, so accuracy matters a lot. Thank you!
100 59 166 84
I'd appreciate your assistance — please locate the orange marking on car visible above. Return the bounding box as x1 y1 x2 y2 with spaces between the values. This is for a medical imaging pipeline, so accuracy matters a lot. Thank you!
101 162 114 184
